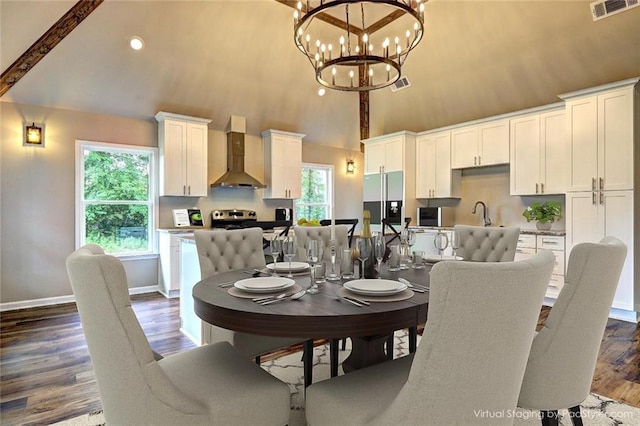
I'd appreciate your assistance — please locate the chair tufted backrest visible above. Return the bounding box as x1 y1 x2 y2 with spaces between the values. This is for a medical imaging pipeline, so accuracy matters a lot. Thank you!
194 228 266 278
454 225 520 262
294 225 350 262
518 236 627 410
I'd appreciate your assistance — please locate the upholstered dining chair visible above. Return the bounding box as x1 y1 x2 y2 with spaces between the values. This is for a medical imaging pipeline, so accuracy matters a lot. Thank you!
66 244 290 425
454 224 521 262
319 219 358 247
294 224 350 262
518 236 627 426
194 228 305 361
305 250 555 425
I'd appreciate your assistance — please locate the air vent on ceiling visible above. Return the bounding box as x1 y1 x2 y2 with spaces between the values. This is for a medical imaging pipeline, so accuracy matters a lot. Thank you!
390 76 411 92
590 0 638 21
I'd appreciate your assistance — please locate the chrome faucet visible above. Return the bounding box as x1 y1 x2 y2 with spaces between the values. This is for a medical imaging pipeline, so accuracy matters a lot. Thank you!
472 201 492 227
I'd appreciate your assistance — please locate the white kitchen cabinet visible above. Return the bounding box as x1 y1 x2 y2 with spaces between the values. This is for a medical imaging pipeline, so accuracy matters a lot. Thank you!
566 190 634 312
451 119 509 169
155 112 211 197
363 132 410 174
564 84 634 193
415 131 460 199
262 130 304 199
510 107 566 195
515 233 566 298
179 238 203 345
158 230 194 298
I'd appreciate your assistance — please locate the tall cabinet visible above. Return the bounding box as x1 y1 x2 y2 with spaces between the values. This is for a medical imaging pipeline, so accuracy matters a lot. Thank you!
262 130 304 199
155 112 211 197
561 78 639 320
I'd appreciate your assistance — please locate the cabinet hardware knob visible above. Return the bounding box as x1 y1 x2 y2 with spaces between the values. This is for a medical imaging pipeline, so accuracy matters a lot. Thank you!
541 183 544 193
478 156 481 165
592 178 596 191
599 177 604 190
474 156 477 166
183 185 186 195
600 191 604 205
535 183 539 194
592 191 596 205
188 185 191 195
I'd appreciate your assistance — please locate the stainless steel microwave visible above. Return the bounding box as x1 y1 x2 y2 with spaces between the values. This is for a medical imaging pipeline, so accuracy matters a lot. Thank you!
417 207 453 227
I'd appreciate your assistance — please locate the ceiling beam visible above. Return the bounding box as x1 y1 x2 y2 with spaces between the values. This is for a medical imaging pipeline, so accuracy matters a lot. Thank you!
0 0 104 97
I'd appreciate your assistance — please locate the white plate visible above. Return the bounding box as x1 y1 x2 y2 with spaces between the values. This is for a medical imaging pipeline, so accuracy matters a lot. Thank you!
234 277 295 293
424 255 463 263
344 279 407 296
267 262 310 273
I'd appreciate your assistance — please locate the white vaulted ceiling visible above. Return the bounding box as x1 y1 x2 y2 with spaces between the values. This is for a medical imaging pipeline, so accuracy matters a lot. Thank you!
2 0 639 150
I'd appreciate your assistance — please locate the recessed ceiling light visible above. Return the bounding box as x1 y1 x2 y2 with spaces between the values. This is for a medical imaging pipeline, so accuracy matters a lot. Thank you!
129 36 144 51
317 87 326 97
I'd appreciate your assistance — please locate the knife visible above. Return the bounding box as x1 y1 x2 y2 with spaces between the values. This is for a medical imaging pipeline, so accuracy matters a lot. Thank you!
343 295 370 306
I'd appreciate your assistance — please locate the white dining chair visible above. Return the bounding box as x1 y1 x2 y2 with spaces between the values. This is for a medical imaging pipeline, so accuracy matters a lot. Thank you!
305 250 555 425
518 236 627 426
293 224 350 262
66 244 291 425
454 225 521 262
194 228 306 361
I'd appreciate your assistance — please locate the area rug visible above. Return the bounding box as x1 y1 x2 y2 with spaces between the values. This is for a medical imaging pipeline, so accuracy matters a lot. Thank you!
54 332 640 426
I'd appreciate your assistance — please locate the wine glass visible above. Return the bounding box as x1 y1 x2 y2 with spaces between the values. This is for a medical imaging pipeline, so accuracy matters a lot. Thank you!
450 231 459 260
326 239 341 281
270 236 282 276
434 231 449 260
374 233 385 278
356 238 372 279
306 239 323 294
407 230 416 266
282 236 297 278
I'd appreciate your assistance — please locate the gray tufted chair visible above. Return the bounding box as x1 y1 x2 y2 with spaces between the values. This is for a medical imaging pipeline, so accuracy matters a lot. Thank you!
195 228 304 359
518 237 627 426
305 250 556 425
454 225 521 262
294 225 350 262
66 244 291 425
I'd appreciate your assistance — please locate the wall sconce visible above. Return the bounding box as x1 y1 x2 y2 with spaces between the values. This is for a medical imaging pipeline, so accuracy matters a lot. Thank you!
24 122 44 147
346 159 355 174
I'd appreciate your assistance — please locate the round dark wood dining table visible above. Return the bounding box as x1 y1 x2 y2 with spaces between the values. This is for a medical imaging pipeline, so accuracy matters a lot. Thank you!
193 265 432 384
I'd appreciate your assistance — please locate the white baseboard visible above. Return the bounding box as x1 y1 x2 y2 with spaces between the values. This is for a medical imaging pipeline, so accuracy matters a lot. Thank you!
0 285 159 312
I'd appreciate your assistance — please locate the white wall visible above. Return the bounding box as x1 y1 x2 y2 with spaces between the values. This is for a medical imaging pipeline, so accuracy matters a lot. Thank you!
0 102 363 305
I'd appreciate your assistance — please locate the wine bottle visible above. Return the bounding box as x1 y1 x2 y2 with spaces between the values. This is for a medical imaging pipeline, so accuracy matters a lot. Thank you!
361 210 377 278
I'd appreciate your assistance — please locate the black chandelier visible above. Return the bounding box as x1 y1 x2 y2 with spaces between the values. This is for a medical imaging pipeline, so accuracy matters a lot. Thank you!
292 0 426 91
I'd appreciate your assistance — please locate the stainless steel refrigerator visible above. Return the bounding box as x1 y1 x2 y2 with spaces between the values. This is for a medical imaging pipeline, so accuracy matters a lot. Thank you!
363 170 404 233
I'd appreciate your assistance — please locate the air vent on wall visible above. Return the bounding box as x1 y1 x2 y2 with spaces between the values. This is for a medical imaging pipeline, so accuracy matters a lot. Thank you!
390 76 411 92
590 0 639 21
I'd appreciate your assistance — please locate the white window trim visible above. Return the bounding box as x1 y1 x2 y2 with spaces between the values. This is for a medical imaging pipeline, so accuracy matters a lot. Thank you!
75 140 159 256
297 162 335 220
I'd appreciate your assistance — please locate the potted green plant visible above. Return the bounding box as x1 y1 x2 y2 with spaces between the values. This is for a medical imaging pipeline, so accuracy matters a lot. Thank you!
523 201 562 230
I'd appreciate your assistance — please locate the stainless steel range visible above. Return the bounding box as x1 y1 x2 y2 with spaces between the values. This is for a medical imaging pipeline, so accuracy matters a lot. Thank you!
210 209 257 229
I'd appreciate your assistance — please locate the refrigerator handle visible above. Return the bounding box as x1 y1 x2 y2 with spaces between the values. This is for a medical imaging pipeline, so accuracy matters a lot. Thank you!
380 172 386 224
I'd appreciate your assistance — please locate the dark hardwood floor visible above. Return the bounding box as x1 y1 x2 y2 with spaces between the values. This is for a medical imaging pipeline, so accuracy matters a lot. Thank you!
1 292 638 425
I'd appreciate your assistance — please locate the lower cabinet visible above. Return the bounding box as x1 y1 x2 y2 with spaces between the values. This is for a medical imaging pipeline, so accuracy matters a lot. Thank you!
158 231 194 298
412 230 454 257
515 233 566 299
179 238 203 346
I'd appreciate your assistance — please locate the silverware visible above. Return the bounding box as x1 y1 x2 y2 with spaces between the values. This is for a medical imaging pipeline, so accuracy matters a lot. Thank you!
244 269 269 277
398 277 429 292
218 281 236 288
253 292 288 303
260 290 306 305
336 295 363 307
343 295 370 306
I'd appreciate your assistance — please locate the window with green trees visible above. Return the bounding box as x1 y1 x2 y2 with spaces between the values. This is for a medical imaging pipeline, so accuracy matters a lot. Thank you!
76 141 157 255
295 164 333 222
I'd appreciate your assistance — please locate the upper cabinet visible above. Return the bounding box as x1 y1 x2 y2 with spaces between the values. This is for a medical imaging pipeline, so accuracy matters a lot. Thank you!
262 129 304 199
155 112 211 197
363 131 415 174
415 131 460 199
510 107 566 195
451 119 509 169
562 82 636 192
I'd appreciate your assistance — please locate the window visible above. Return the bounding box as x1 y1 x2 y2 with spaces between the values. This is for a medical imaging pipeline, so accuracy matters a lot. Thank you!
75 140 157 256
295 163 334 223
